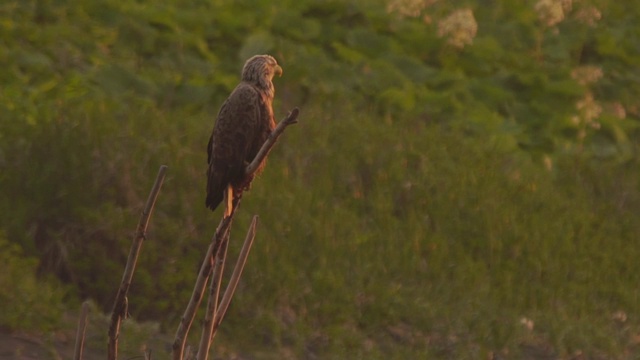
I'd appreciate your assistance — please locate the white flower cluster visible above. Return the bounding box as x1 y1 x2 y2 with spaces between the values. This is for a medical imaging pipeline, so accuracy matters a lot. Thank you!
535 0 601 28
573 93 602 134
386 0 436 18
575 6 601 27
437 9 478 49
571 65 603 86
534 0 572 27
569 65 611 140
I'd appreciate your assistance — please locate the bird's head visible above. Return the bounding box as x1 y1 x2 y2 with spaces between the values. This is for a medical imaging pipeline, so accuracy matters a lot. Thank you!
241 55 282 96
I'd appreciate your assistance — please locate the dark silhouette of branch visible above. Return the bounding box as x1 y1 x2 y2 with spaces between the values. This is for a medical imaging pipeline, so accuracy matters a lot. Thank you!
108 165 168 360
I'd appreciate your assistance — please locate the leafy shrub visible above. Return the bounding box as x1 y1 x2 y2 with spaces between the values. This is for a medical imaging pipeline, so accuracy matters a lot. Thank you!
0 233 65 332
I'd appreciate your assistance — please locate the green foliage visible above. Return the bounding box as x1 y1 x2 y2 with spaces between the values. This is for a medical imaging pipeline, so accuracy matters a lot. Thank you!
226 104 640 357
0 233 65 331
0 0 639 357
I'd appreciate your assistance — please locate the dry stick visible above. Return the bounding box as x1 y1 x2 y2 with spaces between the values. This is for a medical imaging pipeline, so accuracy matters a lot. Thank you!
172 108 300 360
196 216 257 360
108 165 168 360
245 107 300 175
212 215 259 333
172 200 239 360
73 301 90 360
195 231 230 360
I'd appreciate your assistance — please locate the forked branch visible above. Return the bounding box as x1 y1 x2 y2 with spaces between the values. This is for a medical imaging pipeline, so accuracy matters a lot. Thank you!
174 107 300 360
172 199 240 360
195 227 230 359
197 216 259 360
214 215 258 330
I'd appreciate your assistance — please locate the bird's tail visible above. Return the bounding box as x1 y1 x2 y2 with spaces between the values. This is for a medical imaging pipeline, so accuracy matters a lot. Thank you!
205 170 225 211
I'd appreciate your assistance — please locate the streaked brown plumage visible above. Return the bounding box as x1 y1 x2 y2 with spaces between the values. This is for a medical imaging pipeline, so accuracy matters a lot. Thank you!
206 55 282 212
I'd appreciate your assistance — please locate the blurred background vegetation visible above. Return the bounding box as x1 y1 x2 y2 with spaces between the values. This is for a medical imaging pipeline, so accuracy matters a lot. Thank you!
0 0 639 358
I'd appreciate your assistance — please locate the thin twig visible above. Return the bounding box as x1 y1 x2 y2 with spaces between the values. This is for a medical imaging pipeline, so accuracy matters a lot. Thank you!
213 216 259 330
245 108 299 175
73 301 90 360
108 165 168 360
172 198 239 360
195 231 230 360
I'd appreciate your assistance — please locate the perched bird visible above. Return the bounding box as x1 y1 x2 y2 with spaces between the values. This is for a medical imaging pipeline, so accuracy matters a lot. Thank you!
206 55 283 215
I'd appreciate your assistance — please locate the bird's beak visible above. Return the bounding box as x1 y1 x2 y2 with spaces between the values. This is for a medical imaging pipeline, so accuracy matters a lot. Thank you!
274 65 283 77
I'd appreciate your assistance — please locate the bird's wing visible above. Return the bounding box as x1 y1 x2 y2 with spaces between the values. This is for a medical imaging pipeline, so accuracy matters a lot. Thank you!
207 131 213 165
206 83 262 210
211 83 262 168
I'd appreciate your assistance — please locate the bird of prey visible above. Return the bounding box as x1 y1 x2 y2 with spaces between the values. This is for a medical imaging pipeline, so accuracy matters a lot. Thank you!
206 55 283 215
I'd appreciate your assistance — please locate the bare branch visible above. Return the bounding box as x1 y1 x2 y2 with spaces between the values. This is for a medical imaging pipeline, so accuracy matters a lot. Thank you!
195 231 230 360
73 301 90 360
172 198 240 360
177 107 299 359
213 215 259 329
245 108 300 175
108 165 168 360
